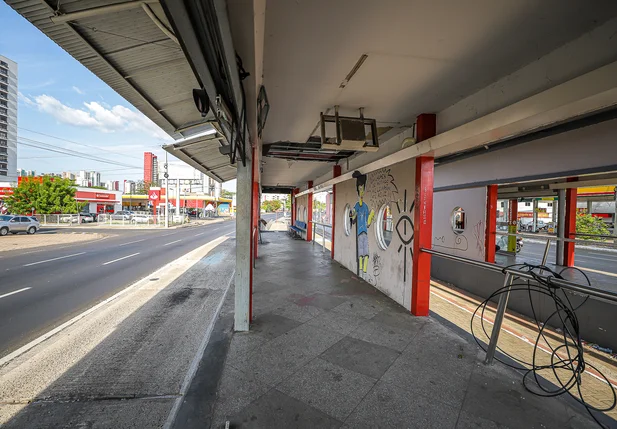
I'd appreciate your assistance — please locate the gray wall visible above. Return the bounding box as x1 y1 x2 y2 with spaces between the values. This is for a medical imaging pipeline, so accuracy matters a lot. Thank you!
435 117 617 190
431 256 616 352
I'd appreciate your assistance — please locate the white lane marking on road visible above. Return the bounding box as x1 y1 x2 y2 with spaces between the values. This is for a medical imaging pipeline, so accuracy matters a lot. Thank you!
102 252 140 266
0 287 31 300
163 239 182 246
575 254 617 263
194 232 205 237
160 232 175 237
585 251 617 259
574 266 617 278
118 238 146 247
23 252 86 267
0 236 228 368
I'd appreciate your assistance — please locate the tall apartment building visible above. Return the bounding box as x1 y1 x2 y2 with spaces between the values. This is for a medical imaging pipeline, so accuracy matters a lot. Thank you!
90 171 101 187
106 180 119 191
0 56 17 183
144 152 159 185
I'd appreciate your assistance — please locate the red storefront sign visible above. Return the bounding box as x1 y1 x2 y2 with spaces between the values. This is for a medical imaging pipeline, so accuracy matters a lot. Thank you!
75 190 118 202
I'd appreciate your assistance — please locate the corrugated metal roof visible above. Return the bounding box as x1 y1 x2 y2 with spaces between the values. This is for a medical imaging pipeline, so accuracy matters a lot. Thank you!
6 0 209 139
163 132 237 183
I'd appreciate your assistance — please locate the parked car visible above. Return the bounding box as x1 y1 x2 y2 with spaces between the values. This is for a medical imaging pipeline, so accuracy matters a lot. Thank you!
0 215 40 236
60 214 79 223
79 213 96 223
131 214 151 224
111 211 132 221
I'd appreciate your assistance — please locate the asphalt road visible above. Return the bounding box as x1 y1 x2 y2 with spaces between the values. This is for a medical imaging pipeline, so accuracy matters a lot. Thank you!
0 221 236 358
515 239 617 275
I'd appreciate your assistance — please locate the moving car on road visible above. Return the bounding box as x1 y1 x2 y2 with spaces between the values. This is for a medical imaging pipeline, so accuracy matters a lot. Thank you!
0 215 40 236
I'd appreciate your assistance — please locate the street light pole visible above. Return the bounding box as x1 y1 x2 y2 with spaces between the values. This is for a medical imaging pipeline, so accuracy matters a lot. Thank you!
164 151 169 229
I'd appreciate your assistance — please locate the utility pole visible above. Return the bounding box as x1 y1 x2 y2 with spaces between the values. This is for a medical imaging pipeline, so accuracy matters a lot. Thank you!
164 151 169 228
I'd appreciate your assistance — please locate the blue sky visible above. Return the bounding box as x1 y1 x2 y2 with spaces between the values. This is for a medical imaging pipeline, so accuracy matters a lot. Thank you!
0 3 235 190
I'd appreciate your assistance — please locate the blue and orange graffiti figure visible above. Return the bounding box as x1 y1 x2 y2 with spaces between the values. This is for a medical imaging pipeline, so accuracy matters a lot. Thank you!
350 171 375 277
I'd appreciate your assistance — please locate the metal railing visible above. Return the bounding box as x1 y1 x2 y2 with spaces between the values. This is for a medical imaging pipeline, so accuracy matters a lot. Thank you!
422 247 617 364
35 213 189 227
310 221 331 252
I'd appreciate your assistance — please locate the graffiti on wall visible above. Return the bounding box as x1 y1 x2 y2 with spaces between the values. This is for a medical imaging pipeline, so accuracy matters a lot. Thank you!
394 189 414 282
350 171 375 279
472 220 485 258
433 234 469 251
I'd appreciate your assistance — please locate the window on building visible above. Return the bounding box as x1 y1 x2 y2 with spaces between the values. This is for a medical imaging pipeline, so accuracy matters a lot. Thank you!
0 147 7 154
0 115 7 123
0 76 7 83
0 132 7 138
0 156 7 163
525 202 531 207
0 108 6 115
0 140 6 147
548 202 553 207
0 124 6 131
0 69 6 76
0 163 7 170
0 171 6 176
0 84 7 92
0 101 7 107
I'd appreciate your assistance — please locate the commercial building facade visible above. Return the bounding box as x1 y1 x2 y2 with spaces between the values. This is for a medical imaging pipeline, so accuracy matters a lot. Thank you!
0 55 17 183
144 152 158 185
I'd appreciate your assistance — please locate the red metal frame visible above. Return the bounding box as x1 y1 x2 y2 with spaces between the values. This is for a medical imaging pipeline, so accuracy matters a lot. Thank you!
416 113 436 141
306 181 313 241
411 156 434 316
485 185 498 263
564 186 577 267
331 165 341 259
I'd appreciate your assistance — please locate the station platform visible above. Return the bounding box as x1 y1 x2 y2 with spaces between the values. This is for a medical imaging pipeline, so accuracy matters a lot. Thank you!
201 232 614 428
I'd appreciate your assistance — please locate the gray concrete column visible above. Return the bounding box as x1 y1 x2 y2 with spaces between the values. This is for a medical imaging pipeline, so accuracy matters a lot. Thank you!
587 200 593 215
235 152 253 332
532 199 538 232
556 189 566 266
551 199 557 228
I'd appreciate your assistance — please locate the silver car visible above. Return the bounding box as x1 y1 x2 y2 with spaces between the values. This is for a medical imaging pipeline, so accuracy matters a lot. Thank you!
0 215 40 236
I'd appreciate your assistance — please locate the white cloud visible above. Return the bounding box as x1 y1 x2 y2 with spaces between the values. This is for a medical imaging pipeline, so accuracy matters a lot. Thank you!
25 94 172 141
72 86 85 95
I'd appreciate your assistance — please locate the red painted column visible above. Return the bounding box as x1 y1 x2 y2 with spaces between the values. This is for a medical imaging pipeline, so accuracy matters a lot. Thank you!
411 113 436 316
253 181 260 258
291 188 299 225
485 185 498 263
331 165 342 259
306 181 313 241
564 181 578 267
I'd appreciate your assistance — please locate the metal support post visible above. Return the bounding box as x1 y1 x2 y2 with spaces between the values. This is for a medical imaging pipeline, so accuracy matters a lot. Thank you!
176 178 181 220
165 151 169 229
235 148 252 332
322 224 325 252
556 189 566 266
484 273 514 365
532 199 538 233
587 200 593 215
614 187 617 237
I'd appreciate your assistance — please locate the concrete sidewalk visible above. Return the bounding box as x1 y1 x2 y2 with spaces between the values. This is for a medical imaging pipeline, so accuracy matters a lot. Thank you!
206 232 609 428
0 237 235 428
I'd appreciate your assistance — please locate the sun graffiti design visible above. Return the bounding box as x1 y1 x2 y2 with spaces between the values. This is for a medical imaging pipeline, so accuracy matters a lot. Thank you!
395 189 414 282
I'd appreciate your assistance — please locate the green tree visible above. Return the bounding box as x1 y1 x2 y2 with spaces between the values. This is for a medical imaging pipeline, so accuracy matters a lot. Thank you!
135 180 152 195
576 213 610 240
221 189 235 199
261 200 282 212
284 197 291 212
5 177 85 214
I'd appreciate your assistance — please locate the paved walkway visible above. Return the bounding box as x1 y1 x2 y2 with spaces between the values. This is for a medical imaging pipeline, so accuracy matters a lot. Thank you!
209 232 612 428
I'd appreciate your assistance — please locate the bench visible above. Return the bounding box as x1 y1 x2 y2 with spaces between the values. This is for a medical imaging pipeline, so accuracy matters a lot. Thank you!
289 220 307 239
